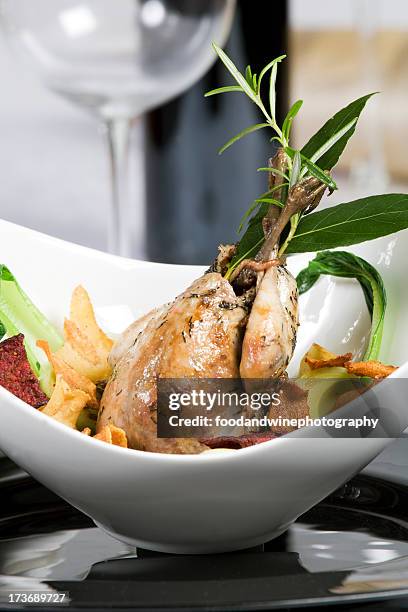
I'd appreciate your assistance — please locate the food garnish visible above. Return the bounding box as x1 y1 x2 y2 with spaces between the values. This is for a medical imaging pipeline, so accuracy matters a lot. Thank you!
0 334 47 408
0 265 63 395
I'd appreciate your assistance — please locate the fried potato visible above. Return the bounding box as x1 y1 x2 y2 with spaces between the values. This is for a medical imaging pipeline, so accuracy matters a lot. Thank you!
81 427 92 436
299 343 352 379
94 423 128 448
345 360 398 379
37 339 98 407
41 375 90 429
56 333 111 383
70 286 113 353
54 287 113 383
305 351 352 370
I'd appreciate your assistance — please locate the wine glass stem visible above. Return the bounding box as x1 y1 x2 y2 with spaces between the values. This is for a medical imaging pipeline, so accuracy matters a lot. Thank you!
105 117 133 257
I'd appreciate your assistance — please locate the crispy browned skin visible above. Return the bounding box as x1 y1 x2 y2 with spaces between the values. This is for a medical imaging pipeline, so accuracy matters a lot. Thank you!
98 273 247 453
345 360 398 379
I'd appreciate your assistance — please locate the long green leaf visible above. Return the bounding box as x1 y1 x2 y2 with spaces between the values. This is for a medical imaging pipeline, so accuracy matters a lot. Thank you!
301 93 376 170
285 146 337 191
269 62 279 120
257 55 286 96
212 43 258 103
204 85 242 97
300 156 337 191
285 194 408 253
282 99 303 142
297 251 386 360
218 123 269 155
228 203 270 273
257 167 290 181
254 197 283 207
238 185 288 232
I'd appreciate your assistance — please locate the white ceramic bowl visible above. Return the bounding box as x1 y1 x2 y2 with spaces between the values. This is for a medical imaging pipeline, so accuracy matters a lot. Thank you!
0 219 407 554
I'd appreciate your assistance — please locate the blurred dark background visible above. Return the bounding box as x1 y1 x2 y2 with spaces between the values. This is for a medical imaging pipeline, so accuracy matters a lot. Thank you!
145 0 288 264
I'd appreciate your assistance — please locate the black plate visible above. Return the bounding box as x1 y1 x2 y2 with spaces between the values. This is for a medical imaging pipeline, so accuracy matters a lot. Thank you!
1 457 408 611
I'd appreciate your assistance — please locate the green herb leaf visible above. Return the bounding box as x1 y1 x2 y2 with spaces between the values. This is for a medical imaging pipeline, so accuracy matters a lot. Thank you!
212 43 258 104
282 99 303 142
300 156 337 191
218 123 269 155
238 185 288 232
245 65 252 85
204 85 243 97
257 167 290 181
297 251 386 360
285 146 338 191
285 194 408 253
269 61 279 120
290 151 302 188
254 197 283 207
301 93 374 170
301 93 376 171
257 55 286 97
0 319 5 341
229 203 270 271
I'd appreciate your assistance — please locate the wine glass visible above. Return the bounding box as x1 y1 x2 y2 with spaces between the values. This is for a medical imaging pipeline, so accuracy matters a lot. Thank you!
0 0 235 257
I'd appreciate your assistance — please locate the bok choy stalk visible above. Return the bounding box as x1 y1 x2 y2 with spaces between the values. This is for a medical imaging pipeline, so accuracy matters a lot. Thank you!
296 251 386 361
0 265 63 396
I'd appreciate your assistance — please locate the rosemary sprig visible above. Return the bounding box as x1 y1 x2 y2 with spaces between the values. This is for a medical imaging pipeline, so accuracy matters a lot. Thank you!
206 45 377 276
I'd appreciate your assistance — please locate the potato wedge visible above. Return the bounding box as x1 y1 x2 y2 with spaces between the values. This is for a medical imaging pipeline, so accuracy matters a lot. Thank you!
55 340 111 383
70 286 113 353
41 375 90 429
94 423 128 448
54 286 113 383
37 339 98 407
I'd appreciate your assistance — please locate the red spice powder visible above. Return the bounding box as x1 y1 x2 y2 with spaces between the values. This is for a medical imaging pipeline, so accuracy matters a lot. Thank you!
0 334 48 408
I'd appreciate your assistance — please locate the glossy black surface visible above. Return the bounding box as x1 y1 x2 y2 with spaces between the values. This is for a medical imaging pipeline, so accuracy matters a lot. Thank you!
1 458 408 610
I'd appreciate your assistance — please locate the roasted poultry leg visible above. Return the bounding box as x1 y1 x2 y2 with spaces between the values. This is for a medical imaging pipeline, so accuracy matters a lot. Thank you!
98 149 326 453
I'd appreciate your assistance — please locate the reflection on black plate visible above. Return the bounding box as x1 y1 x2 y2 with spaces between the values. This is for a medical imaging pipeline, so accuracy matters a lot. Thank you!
1 458 408 610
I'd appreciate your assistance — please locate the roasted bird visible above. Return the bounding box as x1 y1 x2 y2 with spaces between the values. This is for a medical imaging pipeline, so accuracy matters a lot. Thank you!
98 149 327 452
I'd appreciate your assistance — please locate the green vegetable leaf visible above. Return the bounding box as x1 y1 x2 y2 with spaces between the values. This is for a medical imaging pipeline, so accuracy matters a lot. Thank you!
285 194 408 253
204 85 243 97
297 251 386 360
212 43 258 104
301 93 376 171
282 99 303 142
0 265 63 396
0 319 5 341
218 123 269 155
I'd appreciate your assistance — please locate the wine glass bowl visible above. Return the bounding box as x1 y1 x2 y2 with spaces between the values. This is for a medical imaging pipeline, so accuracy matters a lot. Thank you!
0 0 235 118
0 0 235 256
